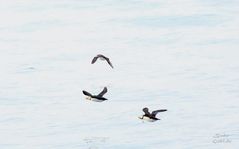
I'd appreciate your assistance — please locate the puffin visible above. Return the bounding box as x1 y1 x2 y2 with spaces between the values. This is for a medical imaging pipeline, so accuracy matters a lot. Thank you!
82 87 108 102
138 107 167 122
91 54 114 68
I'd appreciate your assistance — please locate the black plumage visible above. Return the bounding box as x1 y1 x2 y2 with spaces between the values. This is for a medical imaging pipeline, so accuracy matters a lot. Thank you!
140 107 167 121
82 87 108 102
91 54 113 68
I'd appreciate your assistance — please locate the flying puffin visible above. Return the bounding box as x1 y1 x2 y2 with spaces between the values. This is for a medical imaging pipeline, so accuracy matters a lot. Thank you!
138 107 167 122
82 87 108 102
91 54 114 68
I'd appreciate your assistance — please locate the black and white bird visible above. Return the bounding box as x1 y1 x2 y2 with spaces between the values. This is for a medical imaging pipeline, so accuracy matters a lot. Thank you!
138 107 167 122
91 54 114 68
82 87 108 102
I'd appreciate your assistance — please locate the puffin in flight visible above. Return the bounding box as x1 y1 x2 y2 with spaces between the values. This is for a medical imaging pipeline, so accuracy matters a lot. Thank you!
82 87 108 102
138 107 167 122
91 54 114 68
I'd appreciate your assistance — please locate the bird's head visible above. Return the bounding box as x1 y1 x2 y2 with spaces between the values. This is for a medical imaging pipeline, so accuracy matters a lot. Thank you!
85 96 91 100
138 115 144 119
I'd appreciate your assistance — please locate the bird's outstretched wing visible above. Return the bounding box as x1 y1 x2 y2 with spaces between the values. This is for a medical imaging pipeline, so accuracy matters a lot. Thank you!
97 87 107 97
151 109 167 117
91 56 99 64
82 90 93 97
106 58 114 68
143 107 151 116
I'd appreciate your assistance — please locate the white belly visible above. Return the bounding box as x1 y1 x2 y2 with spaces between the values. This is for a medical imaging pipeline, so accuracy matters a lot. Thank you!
85 96 104 102
91 98 104 102
142 116 157 122
99 57 105 60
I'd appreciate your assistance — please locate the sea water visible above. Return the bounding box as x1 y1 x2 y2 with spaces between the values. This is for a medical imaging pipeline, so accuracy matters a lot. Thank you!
0 0 239 148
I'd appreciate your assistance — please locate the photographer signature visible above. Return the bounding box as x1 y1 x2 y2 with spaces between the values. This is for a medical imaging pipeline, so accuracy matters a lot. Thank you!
212 133 232 144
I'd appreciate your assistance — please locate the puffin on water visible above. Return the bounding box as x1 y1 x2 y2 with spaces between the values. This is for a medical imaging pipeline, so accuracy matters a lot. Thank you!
138 107 167 122
82 87 108 102
91 54 114 68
